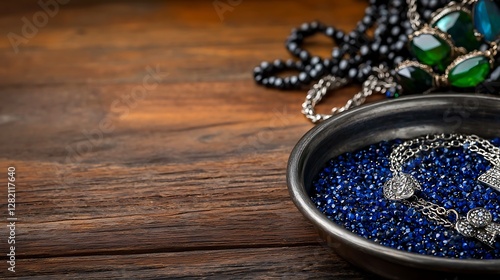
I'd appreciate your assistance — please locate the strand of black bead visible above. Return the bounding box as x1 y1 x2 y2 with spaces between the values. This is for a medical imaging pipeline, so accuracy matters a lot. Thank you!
286 21 338 82
253 59 312 90
253 21 334 90
253 0 451 91
254 0 447 90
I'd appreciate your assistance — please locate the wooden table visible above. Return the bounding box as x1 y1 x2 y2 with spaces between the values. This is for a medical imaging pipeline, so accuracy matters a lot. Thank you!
0 0 378 278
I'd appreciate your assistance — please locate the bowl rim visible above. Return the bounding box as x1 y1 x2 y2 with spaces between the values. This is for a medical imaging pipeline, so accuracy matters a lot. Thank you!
287 94 500 272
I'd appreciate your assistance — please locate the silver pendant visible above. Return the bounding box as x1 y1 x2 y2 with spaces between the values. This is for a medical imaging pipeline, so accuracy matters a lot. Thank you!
455 207 500 248
478 166 500 192
383 173 421 201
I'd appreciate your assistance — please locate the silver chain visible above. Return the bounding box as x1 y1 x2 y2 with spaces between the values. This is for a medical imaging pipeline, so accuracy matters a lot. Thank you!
301 76 349 124
389 134 500 174
386 134 500 247
301 0 419 124
302 65 397 124
403 197 458 228
407 0 421 30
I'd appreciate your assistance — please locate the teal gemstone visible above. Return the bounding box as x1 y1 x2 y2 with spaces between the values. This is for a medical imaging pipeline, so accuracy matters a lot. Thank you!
433 10 480 51
474 0 500 42
448 55 491 87
396 65 434 94
410 33 451 70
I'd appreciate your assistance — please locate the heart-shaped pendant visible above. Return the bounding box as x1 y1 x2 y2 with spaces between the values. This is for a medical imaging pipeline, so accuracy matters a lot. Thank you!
383 173 421 200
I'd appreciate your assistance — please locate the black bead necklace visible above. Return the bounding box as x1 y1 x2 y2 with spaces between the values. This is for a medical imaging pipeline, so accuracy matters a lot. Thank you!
253 0 451 91
254 0 500 98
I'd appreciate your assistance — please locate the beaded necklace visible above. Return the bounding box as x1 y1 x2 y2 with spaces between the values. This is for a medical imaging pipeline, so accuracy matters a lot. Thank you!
253 0 500 123
391 0 499 94
254 0 440 90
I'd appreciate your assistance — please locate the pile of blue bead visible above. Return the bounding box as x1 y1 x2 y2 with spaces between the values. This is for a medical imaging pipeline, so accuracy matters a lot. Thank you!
311 138 500 259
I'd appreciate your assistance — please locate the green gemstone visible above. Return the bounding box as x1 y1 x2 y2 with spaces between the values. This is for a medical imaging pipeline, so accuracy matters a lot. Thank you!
410 33 451 70
448 55 491 87
396 65 434 94
433 10 480 51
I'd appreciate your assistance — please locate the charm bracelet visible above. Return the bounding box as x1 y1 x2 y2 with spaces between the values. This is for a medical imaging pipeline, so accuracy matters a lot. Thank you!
384 134 500 248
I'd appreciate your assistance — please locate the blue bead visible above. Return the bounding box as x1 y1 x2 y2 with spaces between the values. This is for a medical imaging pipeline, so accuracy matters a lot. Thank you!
492 137 500 146
474 0 500 42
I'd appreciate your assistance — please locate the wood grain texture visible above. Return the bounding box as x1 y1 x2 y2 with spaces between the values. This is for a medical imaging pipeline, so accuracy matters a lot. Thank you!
0 0 377 278
19 246 377 280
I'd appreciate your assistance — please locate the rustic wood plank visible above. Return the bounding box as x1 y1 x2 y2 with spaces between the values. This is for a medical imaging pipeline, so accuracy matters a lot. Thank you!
0 0 376 278
2 155 324 258
0 0 367 48
0 46 286 85
0 0 367 85
0 81 362 162
16 246 375 279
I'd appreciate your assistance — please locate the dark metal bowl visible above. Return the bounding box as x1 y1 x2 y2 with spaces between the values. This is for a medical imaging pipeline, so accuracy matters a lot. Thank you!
287 94 500 279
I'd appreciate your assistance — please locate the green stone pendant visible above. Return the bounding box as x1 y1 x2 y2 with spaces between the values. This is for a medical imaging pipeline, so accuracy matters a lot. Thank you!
409 26 454 71
396 61 435 94
397 1 498 93
446 51 492 88
430 5 480 51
